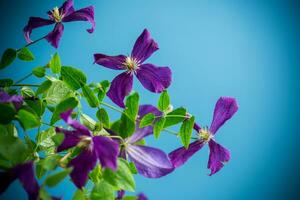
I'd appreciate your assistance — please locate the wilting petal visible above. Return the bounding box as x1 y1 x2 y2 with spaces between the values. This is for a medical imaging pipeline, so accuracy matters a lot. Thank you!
127 145 174 178
23 17 54 43
55 127 81 152
94 54 126 70
137 193 148 200
69 149 97 188
0 171 17 194
14 162 40 200
62 6 95 33
131 29 159 63
138 104 162 118
193 123 201 133
208 140 230 176
136 64 172 93
209 97 238 134
92 136 119 170
107 72 133 108
169 140 205 168
0 90 23 111
46 23 64 48
59 0 74 16
60 109 91 136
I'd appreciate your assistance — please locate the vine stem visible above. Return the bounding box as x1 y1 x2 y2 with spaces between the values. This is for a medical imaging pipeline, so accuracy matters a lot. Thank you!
15 73 33 84
100 101 125 115
160 114 187 119
12 84 40 87
17 35 47 52
41 121 55 127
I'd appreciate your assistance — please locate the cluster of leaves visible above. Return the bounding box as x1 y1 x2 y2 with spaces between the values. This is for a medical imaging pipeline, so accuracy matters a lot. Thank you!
0 48 196 200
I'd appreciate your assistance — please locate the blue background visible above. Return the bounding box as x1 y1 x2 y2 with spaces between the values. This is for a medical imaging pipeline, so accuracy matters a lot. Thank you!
1 0 299 199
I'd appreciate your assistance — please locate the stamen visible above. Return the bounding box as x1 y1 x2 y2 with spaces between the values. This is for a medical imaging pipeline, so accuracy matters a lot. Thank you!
124 57 140 71
198 127 213 142
51 7 63 22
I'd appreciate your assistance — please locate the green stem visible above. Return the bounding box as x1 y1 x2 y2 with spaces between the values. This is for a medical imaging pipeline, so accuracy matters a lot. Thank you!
15 73 33 84
100 101 125 115
162 115 187 118
17 35 46 52
41 121 55 127
163 128 179 136
12 84 39 87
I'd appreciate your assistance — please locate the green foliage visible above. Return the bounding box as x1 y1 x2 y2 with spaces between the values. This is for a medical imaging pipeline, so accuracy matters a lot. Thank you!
82 84 99 107
25 99 46 116
0 103 16 124
44 79 74 105
80 113 96 130
44 168 72 187
89 164 102 184
153 117 166 139
158 90 170 112
96 108 110 128
73 189 87 200
179 116 195 149
103 158 135 191
21 86 35 98
61 66 87 90
36 80 52 95
97 80 110 102
0 48 17 69
17 108 40 130
51 97 78 124
32 66 46 78
49 52 61 74
0 78 13 87
37 127 56 155
164 107 187 128
90 180 114 200
139 113 155 128
17 47 35 61
124 92 139 120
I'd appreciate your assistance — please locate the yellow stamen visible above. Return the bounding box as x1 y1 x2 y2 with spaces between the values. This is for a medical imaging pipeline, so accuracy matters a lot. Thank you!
199 127 213 142
124 57 139 71
51 7 63 22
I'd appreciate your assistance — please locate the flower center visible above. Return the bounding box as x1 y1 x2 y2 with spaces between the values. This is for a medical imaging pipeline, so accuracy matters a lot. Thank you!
198 127 213 142
77 136 92 148
124 57 139 71
51 7 63 22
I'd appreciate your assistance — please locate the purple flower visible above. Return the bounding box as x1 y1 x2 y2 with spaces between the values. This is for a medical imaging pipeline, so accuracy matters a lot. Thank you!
23 0 95 48
169 97 238 175
55 109 119 189
0 90 23 110
94 29 172 108
120 105 174 178
0 162 39 200
115 190 148 200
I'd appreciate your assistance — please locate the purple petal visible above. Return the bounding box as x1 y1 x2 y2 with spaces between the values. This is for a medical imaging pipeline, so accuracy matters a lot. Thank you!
128 126 153 144
209 97 238 134
0 90 23 111
137 193 148 200
138 104 162 118
107 72 133 108
23 17 54 43
131 29 159 63
94 54 127 70
0 171 17 194
136 64 172 93
69 148 97 188
127 145 174 178
46 23 64 48
168 140 205 168
92 136 119 170
13 162 40 200
59 0 75 16
62 6 95 33
55 127 81 152
60 109 91 136
193 123 201 132
208 140 230 176
116 190 125 200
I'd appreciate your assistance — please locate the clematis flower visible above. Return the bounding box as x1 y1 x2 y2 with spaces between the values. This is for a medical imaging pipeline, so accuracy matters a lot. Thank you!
94 29 172 108
120 105 174 178
0 90 23 111
116 190 148 200
55 109 119 189
23 0 95 48
169 97 238 175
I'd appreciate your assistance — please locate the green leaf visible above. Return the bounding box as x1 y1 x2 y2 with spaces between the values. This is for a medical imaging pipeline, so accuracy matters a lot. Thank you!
82 84 99 108
179 116 195 149
80 113 96 130
164 107 187 128
103 158 135 191
96 108 110 128
139 113 155 128
45 79 74 105
124 92 139 120
50 97 78 125
49 52 61 74
39 188 52 200
128 162 138 174
73 189 87 200
0 135 28 165
45 168 72 187
0 78 13 87
32 66 45 78
40 155 59 171
61 66 87 90
0 124 18 137
153 117 166 139
36 80 52 96
17 47 35 61
97 80 110 102
89 164 102 184
119 113 135 138
0 103 16 124
21 86 35 98
37 127 56 155
0 48 17 69
25 99 45 116
90 180 114 200
51 133 65 147
158 90 170 111
36 162 46 179
123 197 137 200
17 108 40 130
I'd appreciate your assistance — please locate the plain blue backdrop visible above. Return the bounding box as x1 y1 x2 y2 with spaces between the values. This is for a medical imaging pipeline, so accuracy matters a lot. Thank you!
0 0 299 199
